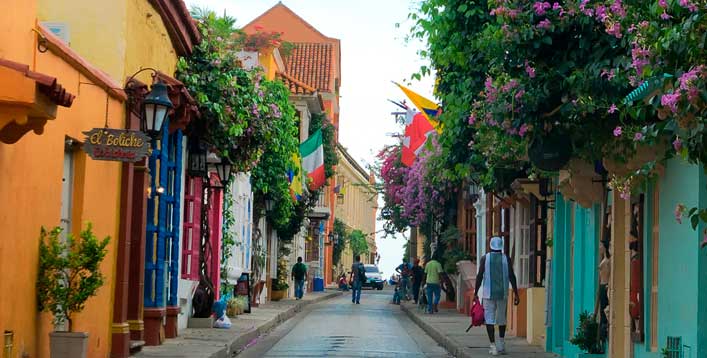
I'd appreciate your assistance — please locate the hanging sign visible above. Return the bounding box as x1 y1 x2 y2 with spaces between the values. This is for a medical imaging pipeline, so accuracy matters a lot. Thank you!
82 128 150 162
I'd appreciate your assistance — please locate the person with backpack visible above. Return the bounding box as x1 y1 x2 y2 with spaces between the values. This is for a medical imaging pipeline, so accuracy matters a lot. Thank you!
473 236 520 356
291 257 307 300
349 255 365 304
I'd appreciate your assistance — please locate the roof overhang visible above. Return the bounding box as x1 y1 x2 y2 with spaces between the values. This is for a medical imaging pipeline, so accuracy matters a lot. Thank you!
0 58 75 144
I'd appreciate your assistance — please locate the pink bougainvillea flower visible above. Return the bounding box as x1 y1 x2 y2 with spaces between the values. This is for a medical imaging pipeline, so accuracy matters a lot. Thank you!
515 89 526 100
552 2 562 10
537 19 553 29
674 204 686 224
525 60 536 78
595 5 608 21
606 22 623 38
633 132 644 141
679 0 698 12
468 113 477 125
673 137 683 151
519 123 529 137
613 126 622 137
610 0 626 18
619 189 630 200
533 1 552 15
601 69 616 80
608 104 618 113
660 92 680 113
659 0 668 8
579 0 594 16
660 11 672 20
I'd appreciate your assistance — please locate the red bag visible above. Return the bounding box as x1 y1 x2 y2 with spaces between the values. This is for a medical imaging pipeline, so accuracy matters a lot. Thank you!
471 298 485 326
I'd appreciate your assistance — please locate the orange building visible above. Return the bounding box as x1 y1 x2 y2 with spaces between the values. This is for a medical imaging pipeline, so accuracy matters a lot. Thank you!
243 2 342 285
0 2 126 358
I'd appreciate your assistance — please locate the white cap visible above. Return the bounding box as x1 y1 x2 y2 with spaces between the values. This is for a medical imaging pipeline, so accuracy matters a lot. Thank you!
490 236 503 251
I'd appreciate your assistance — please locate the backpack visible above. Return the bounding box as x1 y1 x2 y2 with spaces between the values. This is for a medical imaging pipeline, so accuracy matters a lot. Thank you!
357 263 367 283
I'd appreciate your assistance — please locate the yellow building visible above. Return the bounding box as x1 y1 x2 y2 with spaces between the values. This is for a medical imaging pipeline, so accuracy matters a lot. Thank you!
334 144 378 273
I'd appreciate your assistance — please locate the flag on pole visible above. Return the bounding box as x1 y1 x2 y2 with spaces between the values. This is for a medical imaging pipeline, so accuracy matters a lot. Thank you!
300 129 326 190
394 82 442 132
288 152 304 201
401 112 436 166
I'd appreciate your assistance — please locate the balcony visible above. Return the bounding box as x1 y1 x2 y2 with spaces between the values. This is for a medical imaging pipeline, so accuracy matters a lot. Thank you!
309 188 330 219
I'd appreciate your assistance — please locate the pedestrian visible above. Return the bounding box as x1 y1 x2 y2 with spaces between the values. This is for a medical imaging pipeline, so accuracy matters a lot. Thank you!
349 254 364 304
395 258 413 300
291 257 307 300
473 236 520 356
422 254 443 314
411 258 425 304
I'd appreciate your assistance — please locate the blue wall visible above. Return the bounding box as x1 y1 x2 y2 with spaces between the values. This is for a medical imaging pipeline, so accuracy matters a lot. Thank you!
654 159 706 358
548 193 600 357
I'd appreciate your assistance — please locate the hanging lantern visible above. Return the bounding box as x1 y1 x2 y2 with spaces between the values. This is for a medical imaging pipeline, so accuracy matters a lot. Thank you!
142 81 173 137
187 140 208 178
214 158 233 187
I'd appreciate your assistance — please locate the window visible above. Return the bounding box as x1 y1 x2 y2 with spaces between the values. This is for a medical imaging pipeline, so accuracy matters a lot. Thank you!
529 195 548 286
630 194 645 342
514 202 531 288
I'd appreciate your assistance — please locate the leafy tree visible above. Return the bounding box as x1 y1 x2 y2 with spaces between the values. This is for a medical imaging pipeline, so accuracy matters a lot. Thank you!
348 229 370 257
37 223 110 331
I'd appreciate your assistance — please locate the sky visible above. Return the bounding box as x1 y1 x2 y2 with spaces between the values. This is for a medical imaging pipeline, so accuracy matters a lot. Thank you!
184 0 436 278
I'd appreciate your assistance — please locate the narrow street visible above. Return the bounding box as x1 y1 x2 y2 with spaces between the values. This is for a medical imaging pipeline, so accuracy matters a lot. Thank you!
239 288 451 358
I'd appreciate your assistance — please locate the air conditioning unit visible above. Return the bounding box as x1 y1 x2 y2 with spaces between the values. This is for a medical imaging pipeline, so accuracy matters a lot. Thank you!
41 22 70 44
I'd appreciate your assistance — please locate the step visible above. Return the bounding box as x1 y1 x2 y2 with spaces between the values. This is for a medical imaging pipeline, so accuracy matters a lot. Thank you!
129 340 145 355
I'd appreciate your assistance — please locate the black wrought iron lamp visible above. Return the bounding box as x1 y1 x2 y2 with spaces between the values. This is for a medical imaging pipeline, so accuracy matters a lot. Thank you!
213 158 233 188
187 140 208 178
142 81 173 138
468 181 481 202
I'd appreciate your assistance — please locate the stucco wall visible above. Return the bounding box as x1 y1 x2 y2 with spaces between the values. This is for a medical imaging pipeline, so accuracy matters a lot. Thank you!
0 50 124 358
37 0 127 82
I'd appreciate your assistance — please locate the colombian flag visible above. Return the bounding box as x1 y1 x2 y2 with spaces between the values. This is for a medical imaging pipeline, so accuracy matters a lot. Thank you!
395 82 442 132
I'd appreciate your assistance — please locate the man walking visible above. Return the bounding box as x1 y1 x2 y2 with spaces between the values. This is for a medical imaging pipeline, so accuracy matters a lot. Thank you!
474 236 520 356
291 257 307 300
349 254 364 304
422 254 443 314
411 258 425 304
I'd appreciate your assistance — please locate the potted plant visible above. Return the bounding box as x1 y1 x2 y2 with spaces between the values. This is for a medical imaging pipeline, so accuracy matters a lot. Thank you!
570 311 605 357
270 257 289 301
37 223 110 358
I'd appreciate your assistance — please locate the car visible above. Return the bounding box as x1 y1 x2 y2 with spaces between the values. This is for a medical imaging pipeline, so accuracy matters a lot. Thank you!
362 264 385 290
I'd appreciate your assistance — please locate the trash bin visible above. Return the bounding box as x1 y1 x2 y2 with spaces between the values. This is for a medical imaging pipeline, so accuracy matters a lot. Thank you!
313 277 324 291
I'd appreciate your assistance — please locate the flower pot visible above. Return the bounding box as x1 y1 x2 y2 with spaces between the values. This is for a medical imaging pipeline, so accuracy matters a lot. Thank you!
49 332 88 358
528 131 573 171
270 289 287 301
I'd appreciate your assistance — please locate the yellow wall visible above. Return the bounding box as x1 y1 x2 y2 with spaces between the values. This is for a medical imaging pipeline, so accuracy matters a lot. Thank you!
0 0 36 65
124 0 178 83
0 49 124 358
37 0 127 83
526 287 546 346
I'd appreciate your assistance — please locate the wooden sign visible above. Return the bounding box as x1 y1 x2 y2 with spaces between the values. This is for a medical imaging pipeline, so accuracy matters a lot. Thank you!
82 128 150 162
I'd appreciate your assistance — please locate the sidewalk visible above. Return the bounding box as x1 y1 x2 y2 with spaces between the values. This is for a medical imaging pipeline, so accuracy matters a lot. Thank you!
400 302 557 358
133 290 341 358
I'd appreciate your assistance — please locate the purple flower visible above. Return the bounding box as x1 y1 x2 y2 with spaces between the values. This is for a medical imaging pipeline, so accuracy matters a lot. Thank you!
610 0 626 18
606 22 623 39
552 2 562 10
258 90 264 98
533 2 552 15
661 92 680 113
515 89 526 100
673 137 682 151
678 66 704 91
660 11 672 20
601 69 616 81
580 0 594 16
608 104 618 113
519 123 529 137
659 0 668 8
525 61 536 78
679 0 698 12
633 132 644 141
613 126 623 137
269 103 282 118
537 19 553 30
468 113 477 125
595 5 608 21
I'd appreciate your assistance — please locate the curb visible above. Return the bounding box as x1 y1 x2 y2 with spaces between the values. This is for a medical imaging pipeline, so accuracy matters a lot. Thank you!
229 291 342 355
400 303 468 358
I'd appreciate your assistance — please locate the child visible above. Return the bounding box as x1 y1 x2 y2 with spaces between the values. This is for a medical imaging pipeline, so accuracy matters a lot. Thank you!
392 286 402 305
338 274 349 291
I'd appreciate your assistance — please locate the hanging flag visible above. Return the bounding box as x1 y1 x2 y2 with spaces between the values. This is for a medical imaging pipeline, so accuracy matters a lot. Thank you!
394 82 442 132
300 129 326 190
288 152 304 201
401 112 435 167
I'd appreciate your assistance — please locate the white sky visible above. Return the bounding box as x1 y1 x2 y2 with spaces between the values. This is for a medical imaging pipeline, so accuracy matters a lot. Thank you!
184 0 436 279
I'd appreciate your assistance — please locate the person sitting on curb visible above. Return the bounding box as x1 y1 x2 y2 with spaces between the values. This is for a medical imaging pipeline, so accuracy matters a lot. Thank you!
474 236 520 356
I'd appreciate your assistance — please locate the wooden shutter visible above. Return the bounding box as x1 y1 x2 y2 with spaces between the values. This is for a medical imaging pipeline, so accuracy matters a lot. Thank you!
181 176 202 280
